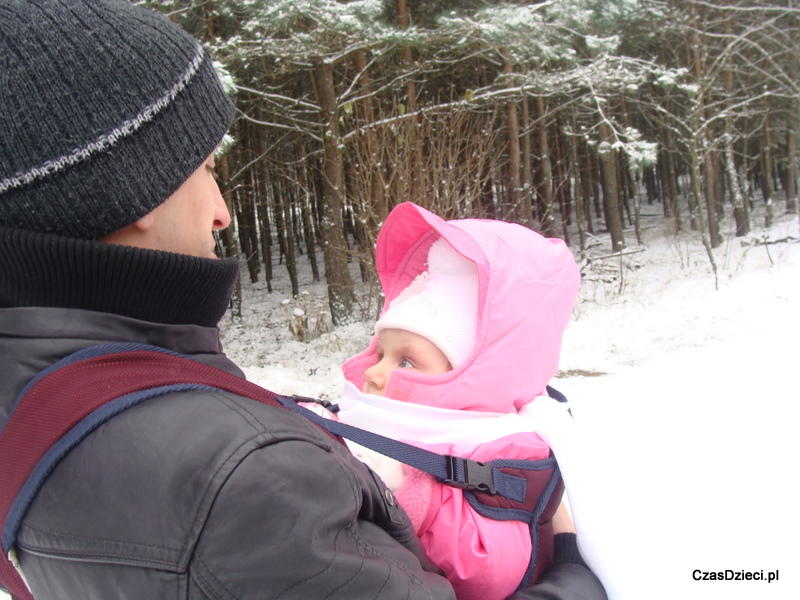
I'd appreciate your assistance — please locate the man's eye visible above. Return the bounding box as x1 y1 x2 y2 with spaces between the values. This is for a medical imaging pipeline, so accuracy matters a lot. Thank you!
399 358 414 368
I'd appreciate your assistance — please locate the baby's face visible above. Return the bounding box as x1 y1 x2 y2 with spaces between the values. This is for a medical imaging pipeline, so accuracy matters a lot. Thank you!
362 329 451 397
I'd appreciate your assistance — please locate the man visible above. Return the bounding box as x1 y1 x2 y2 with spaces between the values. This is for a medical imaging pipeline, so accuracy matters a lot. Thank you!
0 1 605 598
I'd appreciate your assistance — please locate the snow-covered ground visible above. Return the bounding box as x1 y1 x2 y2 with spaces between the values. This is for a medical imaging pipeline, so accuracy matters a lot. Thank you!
221 209 800 600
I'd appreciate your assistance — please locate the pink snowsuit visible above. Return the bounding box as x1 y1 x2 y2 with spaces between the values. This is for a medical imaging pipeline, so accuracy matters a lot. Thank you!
342 202 581 600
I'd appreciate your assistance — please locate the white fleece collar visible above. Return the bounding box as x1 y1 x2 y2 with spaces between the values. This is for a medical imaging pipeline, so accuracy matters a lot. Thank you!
337 381 542 452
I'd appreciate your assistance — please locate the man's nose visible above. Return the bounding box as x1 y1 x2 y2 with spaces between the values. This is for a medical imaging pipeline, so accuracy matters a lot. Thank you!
212 183 231 230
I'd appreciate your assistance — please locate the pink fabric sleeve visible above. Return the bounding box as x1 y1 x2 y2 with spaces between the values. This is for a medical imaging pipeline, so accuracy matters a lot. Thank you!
417 482 531 600
393 435 543 600
393 464 434 533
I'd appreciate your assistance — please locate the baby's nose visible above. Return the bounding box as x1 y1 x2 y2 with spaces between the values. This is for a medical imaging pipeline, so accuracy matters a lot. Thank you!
363 362 387 393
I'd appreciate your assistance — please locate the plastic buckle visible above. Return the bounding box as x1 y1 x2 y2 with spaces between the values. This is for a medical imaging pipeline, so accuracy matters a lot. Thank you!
291 395 340 414
442 457 497 494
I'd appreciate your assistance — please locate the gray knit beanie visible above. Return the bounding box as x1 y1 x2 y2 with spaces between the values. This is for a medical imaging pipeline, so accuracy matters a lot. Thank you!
0 0 235 239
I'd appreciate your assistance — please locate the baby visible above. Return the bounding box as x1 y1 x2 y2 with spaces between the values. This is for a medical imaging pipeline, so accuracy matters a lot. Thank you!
335 202 581 600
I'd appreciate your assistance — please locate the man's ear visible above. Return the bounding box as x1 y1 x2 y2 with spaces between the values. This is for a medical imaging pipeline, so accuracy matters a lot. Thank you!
97 211 156 246
132 212 155 231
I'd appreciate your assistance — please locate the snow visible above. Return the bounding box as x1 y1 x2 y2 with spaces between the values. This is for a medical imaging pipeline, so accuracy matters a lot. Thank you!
551 216 800 600
4 210 797 599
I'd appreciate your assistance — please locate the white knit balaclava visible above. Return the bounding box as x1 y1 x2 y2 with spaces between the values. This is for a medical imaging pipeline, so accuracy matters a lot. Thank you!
375 238 479 368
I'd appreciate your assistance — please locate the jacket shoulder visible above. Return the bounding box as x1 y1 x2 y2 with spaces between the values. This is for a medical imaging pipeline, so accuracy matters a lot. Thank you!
18 387 335 571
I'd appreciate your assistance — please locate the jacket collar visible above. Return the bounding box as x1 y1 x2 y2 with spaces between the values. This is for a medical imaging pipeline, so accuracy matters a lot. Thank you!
0 226 238 328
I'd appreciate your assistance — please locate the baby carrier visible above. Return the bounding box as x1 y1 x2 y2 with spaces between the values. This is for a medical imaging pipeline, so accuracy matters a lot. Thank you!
0 343 564 600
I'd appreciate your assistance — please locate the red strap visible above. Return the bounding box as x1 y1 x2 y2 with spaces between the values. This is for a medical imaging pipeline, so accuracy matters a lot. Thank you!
0 557 32 600
0 350 340 599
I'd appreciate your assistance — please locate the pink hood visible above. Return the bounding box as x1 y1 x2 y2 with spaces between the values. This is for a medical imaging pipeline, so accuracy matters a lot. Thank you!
342 202 580 413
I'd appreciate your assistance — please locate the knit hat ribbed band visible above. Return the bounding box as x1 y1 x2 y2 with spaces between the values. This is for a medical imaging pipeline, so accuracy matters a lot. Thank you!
0 0 235 239
375 238 479 368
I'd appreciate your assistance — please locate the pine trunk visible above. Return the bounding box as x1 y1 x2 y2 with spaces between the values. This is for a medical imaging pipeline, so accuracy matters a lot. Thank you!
256 115 273 292
598 120 625 251
763 106 776 228
500 49 522 224
353 48 386 227
217 153 242 317
690 125 719 287
238 163 260 284
570 106 587 254
395 0 421 204
535 93 556 237
787 124 798 214
703 150 722 247
277 170 299 298
311 61 356 325
721 0 748 236
554 126 570 244
521 96 534 228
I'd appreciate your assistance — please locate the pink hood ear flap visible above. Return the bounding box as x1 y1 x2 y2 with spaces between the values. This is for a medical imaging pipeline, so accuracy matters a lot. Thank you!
342 338 378 391
376 204 489 302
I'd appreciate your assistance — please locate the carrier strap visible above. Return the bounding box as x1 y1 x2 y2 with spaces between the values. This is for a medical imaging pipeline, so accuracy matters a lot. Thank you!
277 395 565 587
278 395 531 502
0 342 342 600
291 397 565 587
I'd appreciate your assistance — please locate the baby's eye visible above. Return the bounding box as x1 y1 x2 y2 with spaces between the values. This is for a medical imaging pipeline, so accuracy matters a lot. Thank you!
399 358 414 369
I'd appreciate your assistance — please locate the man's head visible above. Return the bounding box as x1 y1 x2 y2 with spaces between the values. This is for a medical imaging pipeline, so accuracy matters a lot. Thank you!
98 150 231 258
0 0 234 245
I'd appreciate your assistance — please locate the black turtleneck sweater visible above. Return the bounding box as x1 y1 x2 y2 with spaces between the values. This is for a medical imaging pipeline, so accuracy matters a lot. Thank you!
0 226 239 328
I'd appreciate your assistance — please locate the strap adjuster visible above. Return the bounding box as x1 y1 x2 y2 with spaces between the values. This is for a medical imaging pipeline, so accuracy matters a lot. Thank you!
441 457 497 494
291 394 340 414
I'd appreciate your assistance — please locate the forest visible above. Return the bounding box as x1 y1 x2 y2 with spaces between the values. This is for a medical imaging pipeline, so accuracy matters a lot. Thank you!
140 0 800 326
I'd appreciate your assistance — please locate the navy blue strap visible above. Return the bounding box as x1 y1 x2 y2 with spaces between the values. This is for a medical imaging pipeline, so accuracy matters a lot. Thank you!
276 395 528 503
545 385 567 403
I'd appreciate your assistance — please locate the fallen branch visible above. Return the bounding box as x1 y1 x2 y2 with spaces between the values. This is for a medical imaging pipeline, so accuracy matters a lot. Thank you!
740 235 799 247
585 248 647 262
